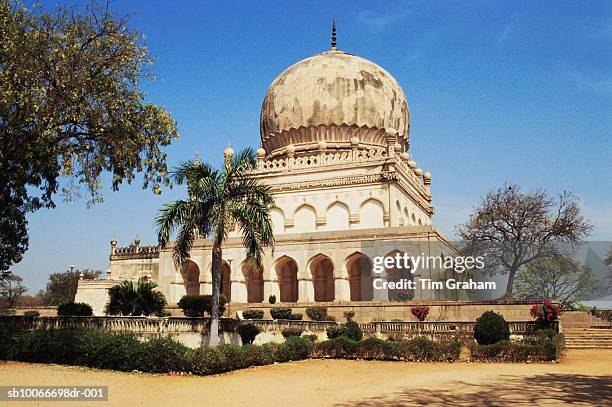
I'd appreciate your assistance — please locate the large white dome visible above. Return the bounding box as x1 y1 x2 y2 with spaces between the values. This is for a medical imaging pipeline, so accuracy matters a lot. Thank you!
260 49 410 157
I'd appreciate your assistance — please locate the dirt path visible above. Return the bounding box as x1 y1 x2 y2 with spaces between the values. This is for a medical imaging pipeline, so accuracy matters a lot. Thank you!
1 350 611 406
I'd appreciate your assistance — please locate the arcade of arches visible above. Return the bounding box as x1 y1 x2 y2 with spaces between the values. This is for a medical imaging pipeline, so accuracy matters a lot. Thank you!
181 252 414 303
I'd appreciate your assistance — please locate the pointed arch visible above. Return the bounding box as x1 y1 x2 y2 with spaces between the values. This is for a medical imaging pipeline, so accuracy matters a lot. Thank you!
274 256 298 302
242 261 264 303
326 201 349 231
359 198 384 229
220 260 231 301
345 252 373 301
294 204 316 233
308 254 335 302
180 260 200 296
385 250 414 301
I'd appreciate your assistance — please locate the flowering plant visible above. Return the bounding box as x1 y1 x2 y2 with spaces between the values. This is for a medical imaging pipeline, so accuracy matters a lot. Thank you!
530 300 560 321
410 305 430 322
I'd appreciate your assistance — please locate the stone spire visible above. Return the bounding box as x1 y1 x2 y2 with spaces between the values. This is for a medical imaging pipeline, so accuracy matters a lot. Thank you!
331 18 337 50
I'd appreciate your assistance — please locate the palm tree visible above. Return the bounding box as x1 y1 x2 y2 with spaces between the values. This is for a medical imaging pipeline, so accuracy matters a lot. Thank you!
156 148 274 346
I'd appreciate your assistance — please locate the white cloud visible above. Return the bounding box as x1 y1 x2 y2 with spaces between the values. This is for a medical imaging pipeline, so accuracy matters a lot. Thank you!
357 3 412 30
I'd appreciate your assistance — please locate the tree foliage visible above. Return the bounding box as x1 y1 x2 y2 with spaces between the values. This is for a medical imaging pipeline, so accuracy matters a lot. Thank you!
156 148 274 346
605 246 612 267
105 280 166 316
42 268 101 305
515 256 598 306
457 184 592 298
0 0 178 271
0 272 27 308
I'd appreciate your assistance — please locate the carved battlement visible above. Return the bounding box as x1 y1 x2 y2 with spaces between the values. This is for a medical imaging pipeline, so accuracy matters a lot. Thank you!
110 239 160 261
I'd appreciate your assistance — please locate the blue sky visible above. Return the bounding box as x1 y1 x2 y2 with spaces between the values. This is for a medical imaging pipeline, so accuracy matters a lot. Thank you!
13 0 612 291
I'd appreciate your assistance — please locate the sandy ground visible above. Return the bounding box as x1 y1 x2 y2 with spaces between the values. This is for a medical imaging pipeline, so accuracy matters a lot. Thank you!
0 350 611 407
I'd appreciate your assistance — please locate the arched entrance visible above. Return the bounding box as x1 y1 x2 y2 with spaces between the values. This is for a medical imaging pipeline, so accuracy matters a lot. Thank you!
220 261 231 301
181 260 200 296
386 250 414 301
242 261 264 303
346 252 373 301
309 254 335 302
274 256 298 302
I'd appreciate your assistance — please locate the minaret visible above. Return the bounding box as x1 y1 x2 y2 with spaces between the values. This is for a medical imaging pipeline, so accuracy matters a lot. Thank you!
331 18 337 50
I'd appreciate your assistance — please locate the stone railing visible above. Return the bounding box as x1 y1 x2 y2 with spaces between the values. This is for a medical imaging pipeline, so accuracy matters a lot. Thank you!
0 316 239 337
359 320 541 336
254 148 388 173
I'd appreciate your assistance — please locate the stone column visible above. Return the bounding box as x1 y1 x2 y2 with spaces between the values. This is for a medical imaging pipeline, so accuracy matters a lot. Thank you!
334 277 351 302
263 279 279 302
298 277 314 302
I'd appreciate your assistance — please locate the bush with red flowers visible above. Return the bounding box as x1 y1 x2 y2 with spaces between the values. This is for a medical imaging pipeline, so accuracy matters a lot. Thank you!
530 300 560 331
410 306 430 322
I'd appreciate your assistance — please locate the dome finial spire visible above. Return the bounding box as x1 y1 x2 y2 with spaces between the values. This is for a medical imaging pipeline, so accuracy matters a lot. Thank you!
331 18 337 50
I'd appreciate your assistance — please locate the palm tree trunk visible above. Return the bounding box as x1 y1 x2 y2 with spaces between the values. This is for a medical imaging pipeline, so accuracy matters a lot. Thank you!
209 241 222 347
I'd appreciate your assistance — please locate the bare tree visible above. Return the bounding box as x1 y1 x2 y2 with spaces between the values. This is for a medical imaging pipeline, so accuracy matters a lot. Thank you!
0 273 27 308
457 184 592 298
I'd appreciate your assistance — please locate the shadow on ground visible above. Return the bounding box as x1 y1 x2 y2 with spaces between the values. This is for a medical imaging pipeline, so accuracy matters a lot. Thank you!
335 374 612 406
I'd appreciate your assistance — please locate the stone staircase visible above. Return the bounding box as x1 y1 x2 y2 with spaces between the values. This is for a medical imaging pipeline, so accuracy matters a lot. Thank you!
561 311 612 349
564 328 612 349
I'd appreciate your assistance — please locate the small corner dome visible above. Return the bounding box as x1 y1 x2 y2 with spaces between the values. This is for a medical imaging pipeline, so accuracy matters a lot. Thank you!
260 49 410 156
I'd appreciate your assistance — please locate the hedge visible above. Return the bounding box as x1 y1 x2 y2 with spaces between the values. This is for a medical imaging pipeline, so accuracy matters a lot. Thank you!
177 295 228 317
242 310 264 320
0 328 313 375
469 333 565 362
57 302 93 316
311 336 461 361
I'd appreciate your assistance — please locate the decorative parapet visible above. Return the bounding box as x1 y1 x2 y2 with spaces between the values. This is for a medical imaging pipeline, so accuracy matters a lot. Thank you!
253 147 388 174
110 244 160 261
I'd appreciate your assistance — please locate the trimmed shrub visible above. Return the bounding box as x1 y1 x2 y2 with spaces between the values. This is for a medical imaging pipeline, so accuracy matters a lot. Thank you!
242 309 264 320
343 320 363 341
281 327 304 338
303 334 318 343
136 337 189 373
356 336 399 360
270 307 292 320
237 323 261 345
177 294 227 317
326 324 345 339
410 306 430 321
288 312 303 321
24 310 40 317
469 334 564 362
474 311 510 345
57 302 93 316
312 336 358 358
343 311 355 321
186 347 224 375
268 294 276 304
305 306 328 321
396 337 461 361
277 336 312 362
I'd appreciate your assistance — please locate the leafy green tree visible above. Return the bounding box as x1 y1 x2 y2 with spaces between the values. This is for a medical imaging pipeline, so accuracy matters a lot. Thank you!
457 184 592 298
514 256 598 306
156 148 274 346
0 0 178 271
105 280 166 316
43 268 101 305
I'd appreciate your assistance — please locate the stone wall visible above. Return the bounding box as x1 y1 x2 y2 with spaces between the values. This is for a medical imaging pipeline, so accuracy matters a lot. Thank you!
0 315 541 349
230 301 537 323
